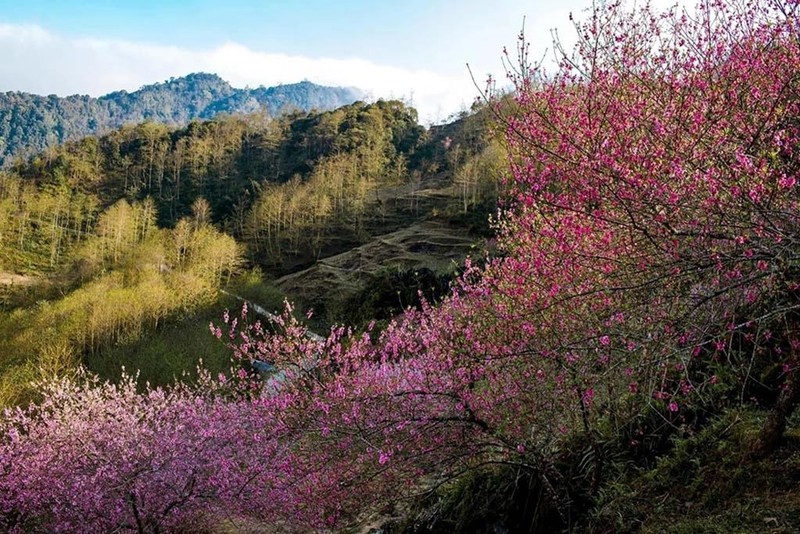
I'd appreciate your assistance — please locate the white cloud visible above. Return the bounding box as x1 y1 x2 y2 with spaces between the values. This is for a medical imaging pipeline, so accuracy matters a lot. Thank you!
0 23 476 123
0 23 54 45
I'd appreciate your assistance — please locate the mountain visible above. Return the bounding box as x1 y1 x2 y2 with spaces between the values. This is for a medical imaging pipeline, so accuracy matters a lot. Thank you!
0 73 364 166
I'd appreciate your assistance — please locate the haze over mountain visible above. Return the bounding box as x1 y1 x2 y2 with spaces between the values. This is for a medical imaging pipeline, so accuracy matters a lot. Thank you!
0 72 364 166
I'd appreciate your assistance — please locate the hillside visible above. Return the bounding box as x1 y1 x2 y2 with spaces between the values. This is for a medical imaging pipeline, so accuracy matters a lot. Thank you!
0 97 499 400
0 73 363 166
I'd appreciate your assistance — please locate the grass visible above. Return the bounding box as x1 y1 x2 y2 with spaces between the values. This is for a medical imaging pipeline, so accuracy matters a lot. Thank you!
86 271 287 388
275 220 480 328
589 409 800 534
84 310 233 387
0 270 288 406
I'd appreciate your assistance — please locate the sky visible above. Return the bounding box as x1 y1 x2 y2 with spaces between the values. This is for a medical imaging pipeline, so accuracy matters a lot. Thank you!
0 0 682 123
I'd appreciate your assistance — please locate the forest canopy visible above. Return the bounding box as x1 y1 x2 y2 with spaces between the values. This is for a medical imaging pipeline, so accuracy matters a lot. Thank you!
0 73 363 167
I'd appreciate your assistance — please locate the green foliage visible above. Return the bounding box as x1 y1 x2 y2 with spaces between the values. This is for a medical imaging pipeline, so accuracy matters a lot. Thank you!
0 95 498 410
332 266 453 328
0 88 497 403
588 409 800 534
0 73 363 167
8 99 437 240
0 172 97 274
243 100 437 263
0 197 243 407
449 140 505 216
84 270 286 390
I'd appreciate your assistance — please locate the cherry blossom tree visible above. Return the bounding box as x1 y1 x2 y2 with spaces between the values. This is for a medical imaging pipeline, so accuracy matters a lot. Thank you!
217 0 800 523
0 373 281 532
496 0 800 453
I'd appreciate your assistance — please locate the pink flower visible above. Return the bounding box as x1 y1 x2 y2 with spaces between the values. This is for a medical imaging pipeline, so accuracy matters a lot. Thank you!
582 388 595 407
779 174 796 189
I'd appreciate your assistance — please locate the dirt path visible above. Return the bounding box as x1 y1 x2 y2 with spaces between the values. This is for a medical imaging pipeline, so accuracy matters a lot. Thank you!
220 289 324 342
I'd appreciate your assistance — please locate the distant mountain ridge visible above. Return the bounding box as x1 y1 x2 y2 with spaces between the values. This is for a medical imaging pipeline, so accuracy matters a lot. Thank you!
0 73 364 166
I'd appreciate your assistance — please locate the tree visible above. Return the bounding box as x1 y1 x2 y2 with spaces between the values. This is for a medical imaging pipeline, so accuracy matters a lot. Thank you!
219 0 800 525
495 0 800 454
452 140 505 213
0 373 277 533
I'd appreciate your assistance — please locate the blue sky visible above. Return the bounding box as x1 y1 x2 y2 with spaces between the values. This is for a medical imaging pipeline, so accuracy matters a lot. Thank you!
0 0 680 122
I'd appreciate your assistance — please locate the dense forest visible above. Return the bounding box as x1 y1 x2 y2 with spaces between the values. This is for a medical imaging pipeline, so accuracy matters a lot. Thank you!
0 73 364 166
3 1 800 532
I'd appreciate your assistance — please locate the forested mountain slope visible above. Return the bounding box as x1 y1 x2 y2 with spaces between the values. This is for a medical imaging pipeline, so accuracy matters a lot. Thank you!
0 98 499 403
5 99 496 272
0 73 363 166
